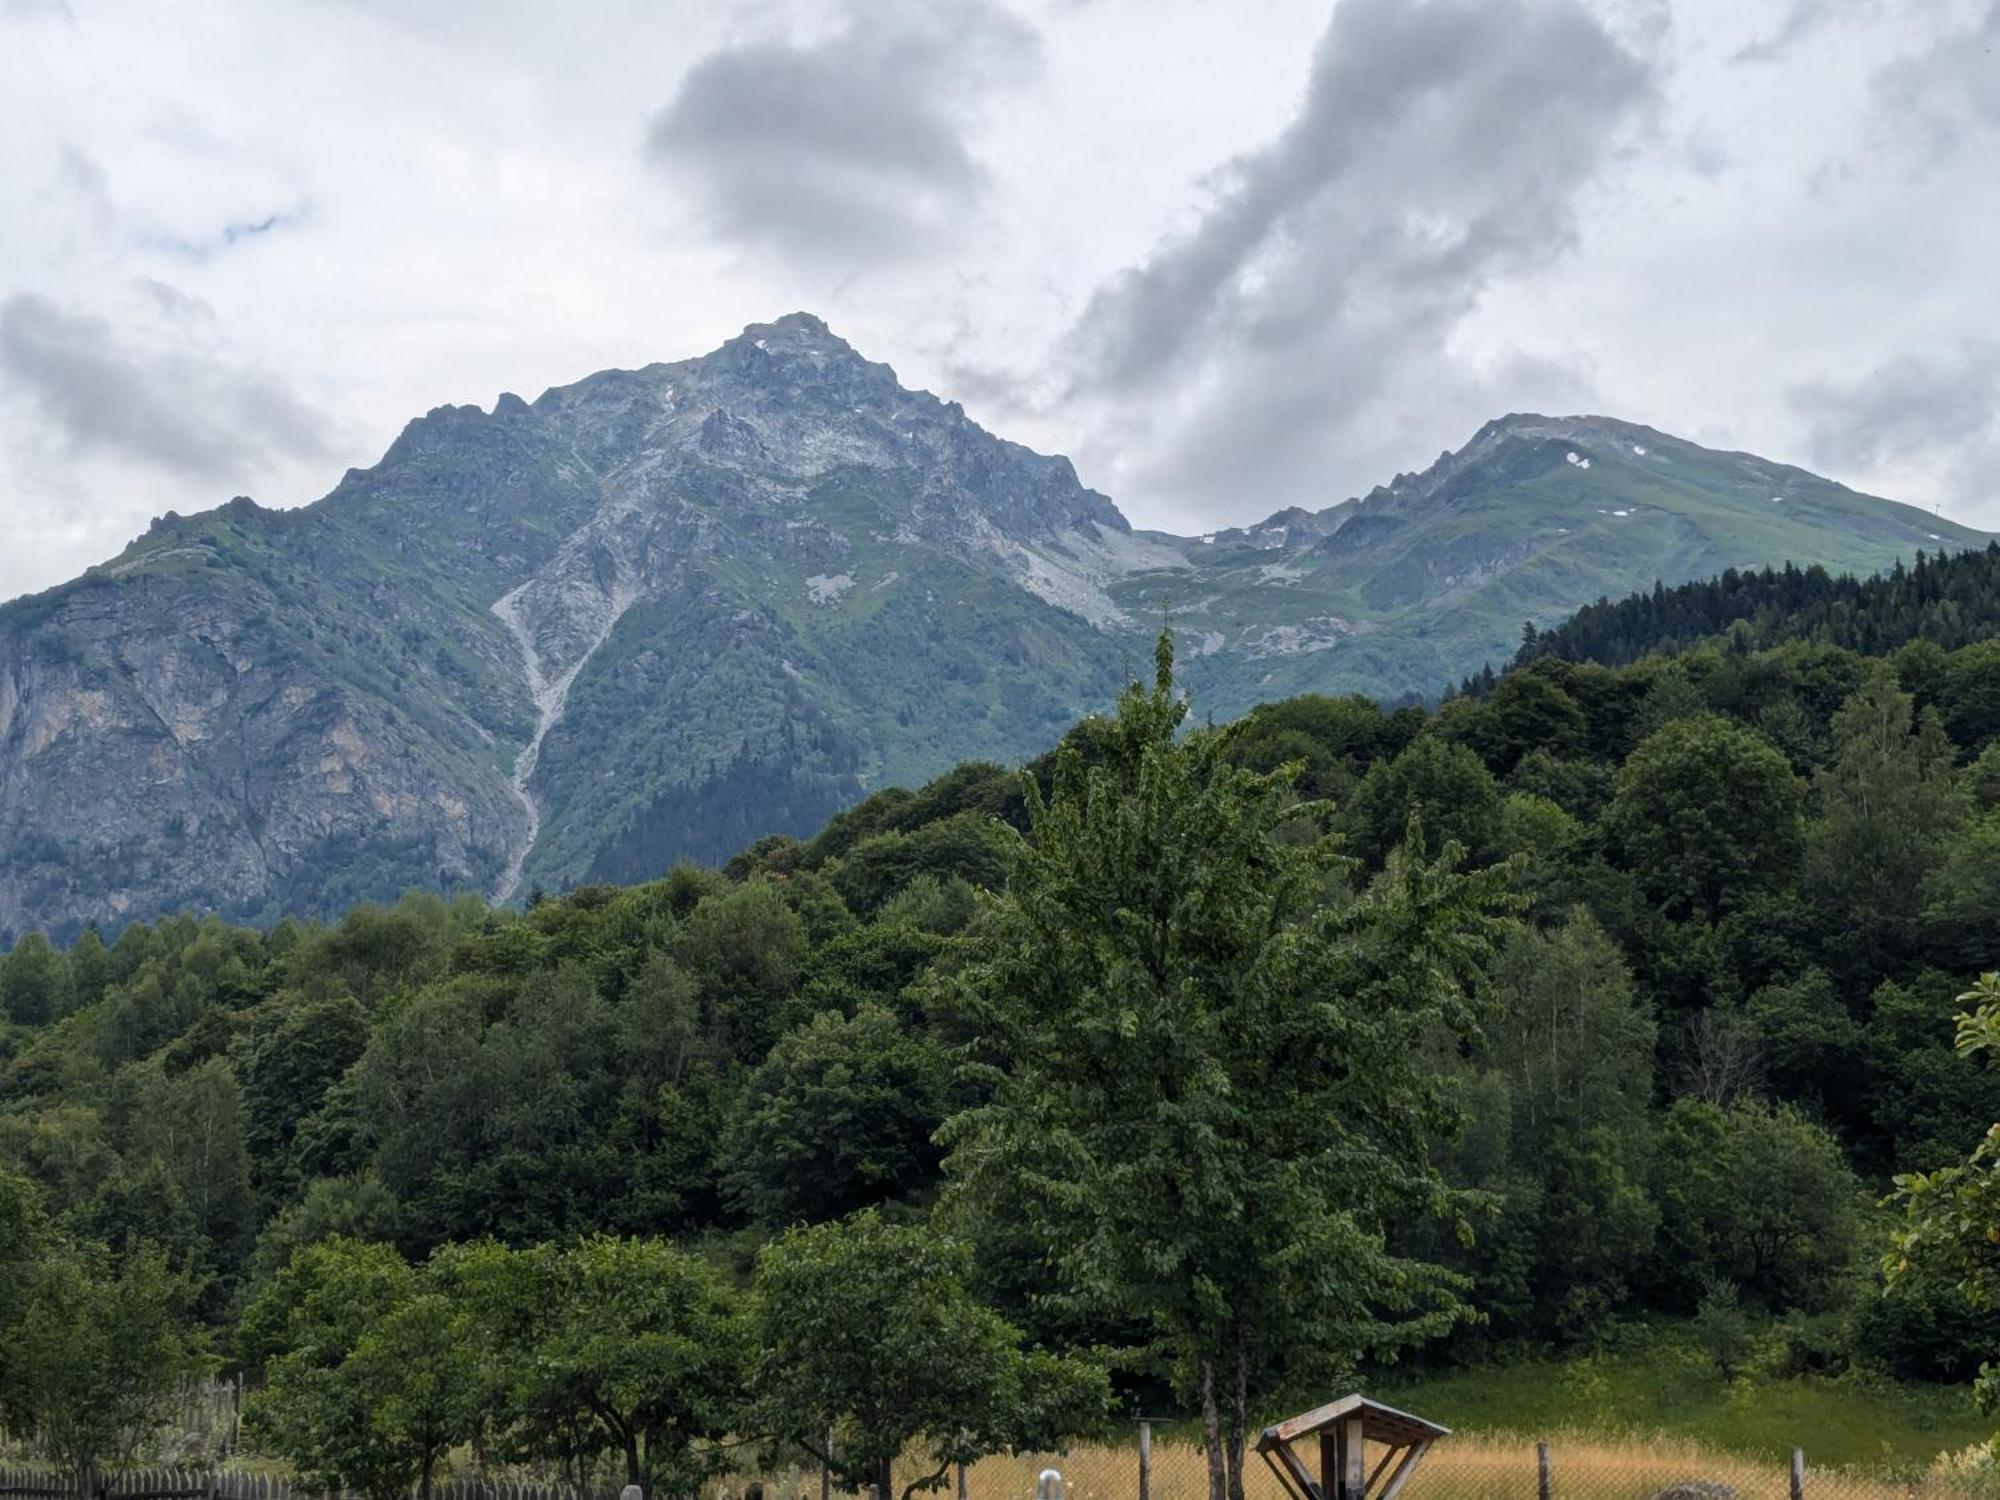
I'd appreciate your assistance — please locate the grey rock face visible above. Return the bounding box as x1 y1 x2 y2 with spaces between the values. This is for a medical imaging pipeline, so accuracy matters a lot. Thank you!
2 326 1987 940
0 314 1140 938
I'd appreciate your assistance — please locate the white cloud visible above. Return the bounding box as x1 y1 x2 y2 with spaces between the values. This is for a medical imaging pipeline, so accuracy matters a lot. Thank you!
0 0 1995 605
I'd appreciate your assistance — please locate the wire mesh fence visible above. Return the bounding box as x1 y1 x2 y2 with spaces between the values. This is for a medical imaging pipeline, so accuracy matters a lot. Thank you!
709 1435 2000 1500
9 1434 1999 1500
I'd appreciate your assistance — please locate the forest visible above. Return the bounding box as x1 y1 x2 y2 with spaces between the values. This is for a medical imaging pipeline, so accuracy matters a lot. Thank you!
3 579 2000 1500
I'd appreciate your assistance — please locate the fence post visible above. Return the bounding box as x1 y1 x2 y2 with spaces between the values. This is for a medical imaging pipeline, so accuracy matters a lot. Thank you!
1536 1443 1551 1500
1138 1421 1152 1500
1036 1472 1063 1500
821 1430 833 1500
1790 1450 1804 1500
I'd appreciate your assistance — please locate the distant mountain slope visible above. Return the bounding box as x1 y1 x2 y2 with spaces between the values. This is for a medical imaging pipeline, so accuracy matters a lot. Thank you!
1 316 1987 938
1119 414 1989 716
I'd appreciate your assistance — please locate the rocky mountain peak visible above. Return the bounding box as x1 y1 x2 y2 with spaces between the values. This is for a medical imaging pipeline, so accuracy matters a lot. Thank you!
7 320 1988 942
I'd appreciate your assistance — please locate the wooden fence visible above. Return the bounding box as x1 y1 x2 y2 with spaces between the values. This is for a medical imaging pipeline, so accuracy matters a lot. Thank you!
0 1470 588 1500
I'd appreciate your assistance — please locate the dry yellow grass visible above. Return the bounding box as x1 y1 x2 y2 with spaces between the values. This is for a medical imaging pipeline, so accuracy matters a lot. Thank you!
716 1432 1996 1500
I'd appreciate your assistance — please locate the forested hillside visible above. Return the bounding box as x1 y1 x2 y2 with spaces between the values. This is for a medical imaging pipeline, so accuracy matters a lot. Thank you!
1500 542 2000 674
2 625 1999 1486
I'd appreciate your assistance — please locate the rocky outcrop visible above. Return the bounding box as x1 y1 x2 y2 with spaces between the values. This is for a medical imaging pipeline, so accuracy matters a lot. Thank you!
3 322 1986 939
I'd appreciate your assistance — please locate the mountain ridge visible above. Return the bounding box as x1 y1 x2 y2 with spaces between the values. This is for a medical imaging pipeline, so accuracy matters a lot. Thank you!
0 315 1988 939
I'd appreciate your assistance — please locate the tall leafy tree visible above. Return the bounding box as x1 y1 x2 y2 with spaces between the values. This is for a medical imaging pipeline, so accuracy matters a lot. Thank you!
0 1170 52 1427
446 1236 748 1500
940 635 1511 1500
751 1211 1106 1500
1 932 73 1026
1888 972 2000 1414
724 1003 952 1225
1807 666 1967 956
0 1239 210 1484
1455 912 1659 1339
1604 714 1804 921
1654 1097 1859 1311
244 1237 482 1500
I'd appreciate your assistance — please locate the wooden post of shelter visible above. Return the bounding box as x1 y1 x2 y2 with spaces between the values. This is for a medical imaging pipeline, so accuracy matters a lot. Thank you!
1254 1396 1448 1500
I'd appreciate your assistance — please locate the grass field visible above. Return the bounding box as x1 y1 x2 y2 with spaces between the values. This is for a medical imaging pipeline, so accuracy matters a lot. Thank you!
944 1429 1997 1500
1372 1337 1990 1469
919 1335 1996 1500
716 1345 1996 1500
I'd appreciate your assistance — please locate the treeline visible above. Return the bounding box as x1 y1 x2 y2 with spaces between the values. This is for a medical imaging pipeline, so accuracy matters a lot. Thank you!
2 629 2000 1493
1482 542 2000 677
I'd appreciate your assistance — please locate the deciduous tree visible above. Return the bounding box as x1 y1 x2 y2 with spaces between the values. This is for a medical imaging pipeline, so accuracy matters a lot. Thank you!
940 635 1510 1500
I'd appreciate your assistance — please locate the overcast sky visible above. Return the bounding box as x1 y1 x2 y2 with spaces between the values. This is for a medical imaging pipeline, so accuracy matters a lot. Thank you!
1 0 1997 602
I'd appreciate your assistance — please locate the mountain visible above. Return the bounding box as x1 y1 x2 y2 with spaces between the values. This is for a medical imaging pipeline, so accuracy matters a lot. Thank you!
0 314 1987 939
1115 413 1991 717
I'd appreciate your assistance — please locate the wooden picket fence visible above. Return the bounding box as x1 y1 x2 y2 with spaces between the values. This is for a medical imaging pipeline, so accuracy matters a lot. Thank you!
0 1469 588 1500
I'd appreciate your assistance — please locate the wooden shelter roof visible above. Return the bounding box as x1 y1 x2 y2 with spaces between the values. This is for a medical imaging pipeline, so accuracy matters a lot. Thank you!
1257 1395 1450 1454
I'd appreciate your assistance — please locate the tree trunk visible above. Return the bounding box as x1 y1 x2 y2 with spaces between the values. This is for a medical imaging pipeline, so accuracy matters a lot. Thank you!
420 1452 436 1500
1225 1328 1250 1500
1199 1357 1227 1500
878 1455 896 1500
623 1429 645 1496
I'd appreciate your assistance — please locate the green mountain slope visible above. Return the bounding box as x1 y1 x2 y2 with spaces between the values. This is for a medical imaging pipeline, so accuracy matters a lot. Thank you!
0 318 1987 939
1114 414 1988 714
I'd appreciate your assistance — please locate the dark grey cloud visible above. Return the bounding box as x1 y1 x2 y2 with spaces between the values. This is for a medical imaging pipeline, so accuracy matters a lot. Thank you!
644 0 1038 266
1790 342 2000 509
1063 0 1655 512
1877 2 2000 156
0 291 331 481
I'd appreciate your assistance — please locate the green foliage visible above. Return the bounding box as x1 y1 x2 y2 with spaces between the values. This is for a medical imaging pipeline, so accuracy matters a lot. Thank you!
1519 545 2000 672
241 995 372 1194
1378 1329 1992 1466
0 1237 210 1482
1888 974 2000 1414
1806 667 1967 957
725 1004 952 1226
752 1210 1108 1500
1694 1279 1750 1380
940 636 1511 1500
1343 734 1504 865
1655 1099 1860 1312
674 881 808 1063
1445 912 1659 1342
1 611 1999 1481
445 1236 748 1498
1605 715 1804 921
2 933 73 1025
244 1237 481 1500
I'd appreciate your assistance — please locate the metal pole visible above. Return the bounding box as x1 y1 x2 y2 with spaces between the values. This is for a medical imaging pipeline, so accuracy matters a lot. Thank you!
1790 1450 1804 1500
1139 1423 1152 1500
1536 1443 1551 1500
1036 1472 1063 1500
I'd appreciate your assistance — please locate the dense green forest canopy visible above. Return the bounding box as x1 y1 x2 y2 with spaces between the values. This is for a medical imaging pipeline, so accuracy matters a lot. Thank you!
1493 541 2000 677
4 598 2000 1490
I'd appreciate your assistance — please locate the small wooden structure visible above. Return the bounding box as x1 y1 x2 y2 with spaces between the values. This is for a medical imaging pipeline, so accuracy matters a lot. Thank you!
1255 1394 1448 1500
